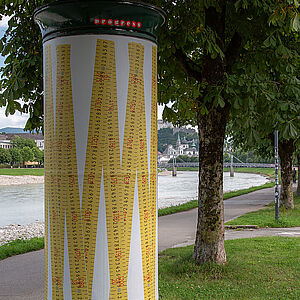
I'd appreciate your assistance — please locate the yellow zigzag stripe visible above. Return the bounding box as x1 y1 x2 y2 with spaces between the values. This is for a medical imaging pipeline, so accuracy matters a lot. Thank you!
150 45 158 297
56 45 88 299
99 41 127 300
81 39 122 300
101 41 126 300
44 45 52 300
131 42 154 300
47 44 65 300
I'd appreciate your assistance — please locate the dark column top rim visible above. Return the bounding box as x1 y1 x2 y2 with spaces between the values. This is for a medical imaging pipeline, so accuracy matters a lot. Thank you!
34 0 166 43
34 0 166 19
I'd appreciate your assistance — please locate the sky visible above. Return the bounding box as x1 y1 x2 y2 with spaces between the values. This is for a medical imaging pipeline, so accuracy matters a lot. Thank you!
0 15 164 130
0 16 29 129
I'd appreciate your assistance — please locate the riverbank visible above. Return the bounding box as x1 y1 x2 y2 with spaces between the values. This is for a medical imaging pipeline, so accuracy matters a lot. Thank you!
0 183 275 247
0 175 44 186
0 222 44 246
0 170 170 186
2 186 298 263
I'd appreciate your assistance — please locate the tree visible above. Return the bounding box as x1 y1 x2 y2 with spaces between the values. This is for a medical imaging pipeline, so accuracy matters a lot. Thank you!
229 29 300 209
158 128 178 153
8 147 22 166
0 0 53 131
145 0 300 264
20 146 34 166
10 136 37 149
1 0 299 264
0 148 11 165
32 147 44 166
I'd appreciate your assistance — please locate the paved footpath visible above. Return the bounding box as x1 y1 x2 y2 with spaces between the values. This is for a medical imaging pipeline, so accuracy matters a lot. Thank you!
1 187 300 299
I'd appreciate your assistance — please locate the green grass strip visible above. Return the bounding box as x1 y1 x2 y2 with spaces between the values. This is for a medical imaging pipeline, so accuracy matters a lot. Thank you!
166 167 199 171
226 194 300 228
0 168 44 176
0 237 44 260
223 167 275 178
158 182 274 217
158 237 300 299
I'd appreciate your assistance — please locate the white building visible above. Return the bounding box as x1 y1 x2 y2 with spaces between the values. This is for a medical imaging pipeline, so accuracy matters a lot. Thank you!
0 134 44 151
35 139 44 150
158 134 198 162
157 119 173 130
0 140 13 149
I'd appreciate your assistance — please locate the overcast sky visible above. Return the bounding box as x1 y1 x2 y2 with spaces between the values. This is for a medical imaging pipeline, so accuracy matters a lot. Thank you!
0 15 164 130
0 16 29 129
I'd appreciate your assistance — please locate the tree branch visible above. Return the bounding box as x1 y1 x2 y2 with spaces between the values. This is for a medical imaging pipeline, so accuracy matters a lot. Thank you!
225 31 243 74
174 49 202 82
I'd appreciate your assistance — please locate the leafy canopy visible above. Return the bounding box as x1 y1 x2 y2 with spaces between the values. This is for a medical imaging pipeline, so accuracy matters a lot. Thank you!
0 0 299 132
145 0 300 127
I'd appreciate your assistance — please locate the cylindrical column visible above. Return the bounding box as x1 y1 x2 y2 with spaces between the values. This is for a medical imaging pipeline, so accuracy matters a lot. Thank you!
34 2 165 299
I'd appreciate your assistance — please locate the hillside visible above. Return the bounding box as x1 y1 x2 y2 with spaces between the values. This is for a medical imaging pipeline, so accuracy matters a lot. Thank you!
0 127 27 134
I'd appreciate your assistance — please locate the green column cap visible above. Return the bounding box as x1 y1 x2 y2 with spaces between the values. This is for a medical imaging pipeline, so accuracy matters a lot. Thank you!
34 0 166 43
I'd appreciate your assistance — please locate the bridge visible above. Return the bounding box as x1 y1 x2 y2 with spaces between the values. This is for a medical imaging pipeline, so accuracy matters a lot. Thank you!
158 162 274 169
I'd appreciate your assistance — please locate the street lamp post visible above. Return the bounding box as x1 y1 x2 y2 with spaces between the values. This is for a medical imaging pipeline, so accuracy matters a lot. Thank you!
275 129 279 221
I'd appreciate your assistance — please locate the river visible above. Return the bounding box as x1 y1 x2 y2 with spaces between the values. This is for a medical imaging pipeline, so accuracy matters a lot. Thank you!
0 172 269 226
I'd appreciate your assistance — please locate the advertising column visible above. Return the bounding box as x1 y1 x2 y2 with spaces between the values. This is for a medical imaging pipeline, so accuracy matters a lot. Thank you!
34 1 165 299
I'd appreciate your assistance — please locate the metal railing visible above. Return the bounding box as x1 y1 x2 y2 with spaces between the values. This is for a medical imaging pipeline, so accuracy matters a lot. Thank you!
158 162 274 168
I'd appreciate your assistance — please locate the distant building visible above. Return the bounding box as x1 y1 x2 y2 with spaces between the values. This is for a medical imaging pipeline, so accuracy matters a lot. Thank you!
0 140 13 149
173 127 196 135
158 134 198 162
157 119 173 130
0 133 44 150
157 120 196 136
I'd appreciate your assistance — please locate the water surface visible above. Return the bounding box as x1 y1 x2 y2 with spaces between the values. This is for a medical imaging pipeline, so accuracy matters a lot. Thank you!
0 172 269 226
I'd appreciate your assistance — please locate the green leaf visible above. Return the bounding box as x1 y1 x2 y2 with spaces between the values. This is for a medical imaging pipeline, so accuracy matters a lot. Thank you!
215 94 225 108
200 105 208 115
279 102 289 111
263 36 271 48
292 13 300 31
289 123 298 138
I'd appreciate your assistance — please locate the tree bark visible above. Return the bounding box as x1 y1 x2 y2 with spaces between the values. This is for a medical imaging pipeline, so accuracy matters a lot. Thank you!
278 139 294 209
193 106 229 265
193 1 230 265
297 154 300 197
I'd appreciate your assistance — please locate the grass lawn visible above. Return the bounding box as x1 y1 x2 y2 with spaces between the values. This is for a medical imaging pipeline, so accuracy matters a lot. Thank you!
226 194 300 228
159 237 300 299
223 167 275 178
167 167 199 171
158 182 274 217
0 168 44 176
0 237 44 260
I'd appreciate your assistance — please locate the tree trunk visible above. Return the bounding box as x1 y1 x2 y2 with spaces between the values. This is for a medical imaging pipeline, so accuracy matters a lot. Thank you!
193 106 229 264
192 1 230 265
278 139 294 209
297 154 300 197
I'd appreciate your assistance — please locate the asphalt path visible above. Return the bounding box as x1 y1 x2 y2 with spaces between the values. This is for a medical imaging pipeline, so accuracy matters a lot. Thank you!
158 187 277 251
1 187 300 300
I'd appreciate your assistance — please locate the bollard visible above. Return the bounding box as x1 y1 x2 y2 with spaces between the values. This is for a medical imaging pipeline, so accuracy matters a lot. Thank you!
34 1 165 299
230 154 234 177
